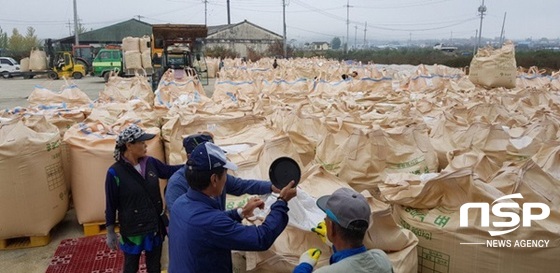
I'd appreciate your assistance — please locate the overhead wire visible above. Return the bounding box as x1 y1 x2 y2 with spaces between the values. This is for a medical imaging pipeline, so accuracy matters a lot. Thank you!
288 25 339 39
353 0 455 10
291 0 477 32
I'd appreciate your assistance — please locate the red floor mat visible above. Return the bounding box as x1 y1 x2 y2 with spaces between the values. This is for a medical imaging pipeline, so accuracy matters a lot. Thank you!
46 235 147 273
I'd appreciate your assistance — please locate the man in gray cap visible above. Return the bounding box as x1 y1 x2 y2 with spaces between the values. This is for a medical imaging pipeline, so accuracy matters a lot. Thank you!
294 188 393 273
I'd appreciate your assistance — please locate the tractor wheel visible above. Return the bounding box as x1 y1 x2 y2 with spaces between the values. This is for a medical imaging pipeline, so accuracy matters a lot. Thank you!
48 71 58 80
76 59 89 74
72 72 83 79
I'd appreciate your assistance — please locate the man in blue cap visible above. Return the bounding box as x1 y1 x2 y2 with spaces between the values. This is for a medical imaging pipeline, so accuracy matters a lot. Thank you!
165 132 280 214
168 142 297 273
294 188 393 273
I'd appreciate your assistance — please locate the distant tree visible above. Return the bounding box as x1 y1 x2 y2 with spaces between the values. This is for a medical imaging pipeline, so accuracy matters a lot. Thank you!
76 20 89 35
246 46 262 62
6 27 41 60
331 37 341 50
0 27 8 50
7 28 24 52
23 27 40 49
266 40 294 57
205 45 238 58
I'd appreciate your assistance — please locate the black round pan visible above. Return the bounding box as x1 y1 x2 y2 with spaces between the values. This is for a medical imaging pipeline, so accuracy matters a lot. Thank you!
269 157 301 189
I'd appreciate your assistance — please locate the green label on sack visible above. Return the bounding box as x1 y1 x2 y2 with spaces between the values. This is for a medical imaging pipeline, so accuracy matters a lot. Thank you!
46 139 61 152
400 218 433 240
225 195 252 210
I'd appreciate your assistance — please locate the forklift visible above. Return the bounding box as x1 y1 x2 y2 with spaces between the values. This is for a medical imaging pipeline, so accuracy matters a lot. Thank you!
22 39 86 80
48 51 86 80
151 24 208 89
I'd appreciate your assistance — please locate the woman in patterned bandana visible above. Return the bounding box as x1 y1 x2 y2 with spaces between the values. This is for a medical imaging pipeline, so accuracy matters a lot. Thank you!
104 124 181 273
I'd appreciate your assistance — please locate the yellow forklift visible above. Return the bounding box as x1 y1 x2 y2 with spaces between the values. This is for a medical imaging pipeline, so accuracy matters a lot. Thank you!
22 39 86 80
48 51 86 80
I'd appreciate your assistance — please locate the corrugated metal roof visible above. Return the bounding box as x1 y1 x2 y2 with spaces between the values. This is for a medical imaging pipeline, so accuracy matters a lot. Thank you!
57 19 152 44
57 19 281 45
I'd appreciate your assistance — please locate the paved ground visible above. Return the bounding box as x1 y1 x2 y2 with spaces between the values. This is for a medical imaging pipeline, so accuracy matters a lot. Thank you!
0 75 215 272
0 75 215 110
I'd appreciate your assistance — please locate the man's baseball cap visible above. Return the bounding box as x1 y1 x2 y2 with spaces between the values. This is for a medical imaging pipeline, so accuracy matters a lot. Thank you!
187 142 238 171
316 188 371 231
183 133 214 154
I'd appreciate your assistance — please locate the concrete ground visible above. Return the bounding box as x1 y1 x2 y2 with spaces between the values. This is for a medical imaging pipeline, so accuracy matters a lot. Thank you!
0 75 215 272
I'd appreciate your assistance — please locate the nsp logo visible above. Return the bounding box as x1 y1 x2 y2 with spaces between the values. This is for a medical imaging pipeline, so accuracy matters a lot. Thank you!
459 193 550 236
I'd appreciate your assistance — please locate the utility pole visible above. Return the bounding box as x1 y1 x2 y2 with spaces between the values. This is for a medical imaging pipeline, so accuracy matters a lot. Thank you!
409 33 412 47
363 22 367 48
476 0 486 51
283 0 287 58
499 12 507 45
354 25 358 49
473 29 478 55
227 0 231 25
73 0 79 45
344 0 352 53
203 0 208 25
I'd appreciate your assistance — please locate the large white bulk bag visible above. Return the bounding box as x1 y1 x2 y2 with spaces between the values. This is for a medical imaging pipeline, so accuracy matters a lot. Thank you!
20 57 30 72
122 36 140 52
469 41 517 89
141 51 152 69
124 50 142 70
63 122 164 224
27 84 92 109
139 35 151 53
0 117 68 238
29 48 47 71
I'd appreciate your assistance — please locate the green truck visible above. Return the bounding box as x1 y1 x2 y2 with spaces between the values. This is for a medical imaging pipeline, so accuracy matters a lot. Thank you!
91 48 123 82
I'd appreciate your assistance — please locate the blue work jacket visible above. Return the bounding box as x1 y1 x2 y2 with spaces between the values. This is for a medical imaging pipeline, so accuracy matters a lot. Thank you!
168 189 289 273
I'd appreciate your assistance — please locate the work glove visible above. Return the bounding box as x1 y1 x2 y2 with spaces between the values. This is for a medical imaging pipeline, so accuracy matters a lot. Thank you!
106 225 119 250
311 221 332 247
298 248 322 268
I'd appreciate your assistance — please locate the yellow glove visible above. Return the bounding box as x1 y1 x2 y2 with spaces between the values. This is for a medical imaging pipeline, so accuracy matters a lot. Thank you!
311 221 332 246
299 248 322 267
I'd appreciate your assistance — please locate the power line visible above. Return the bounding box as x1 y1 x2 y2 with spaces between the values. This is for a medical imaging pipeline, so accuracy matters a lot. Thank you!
291 0 474 32
353 0 454 10
287 25 338 39
368 17 478 32
374 16 477 26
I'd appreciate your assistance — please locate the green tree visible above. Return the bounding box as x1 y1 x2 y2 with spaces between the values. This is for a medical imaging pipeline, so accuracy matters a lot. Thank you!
331 37 341 50
76 20 89 35
7 28 24 52
0 27 8 50
6 27 41 60
23 27 40 49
